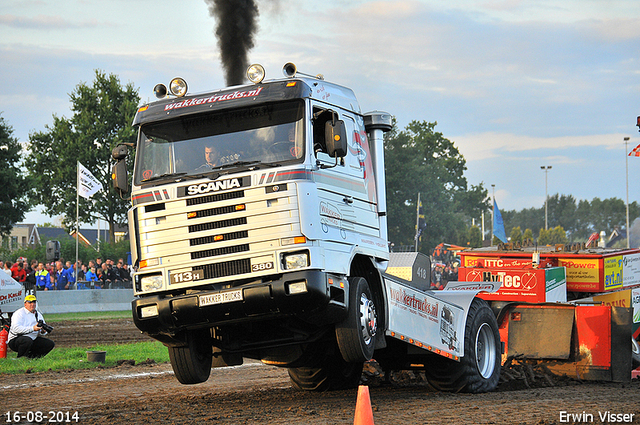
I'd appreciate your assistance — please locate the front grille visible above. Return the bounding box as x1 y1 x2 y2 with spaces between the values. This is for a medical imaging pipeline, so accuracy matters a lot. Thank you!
189 204 245 220
186 190 244 206
190 230 248 246
189 217 247 233
194 259 252 279
191 244 250 260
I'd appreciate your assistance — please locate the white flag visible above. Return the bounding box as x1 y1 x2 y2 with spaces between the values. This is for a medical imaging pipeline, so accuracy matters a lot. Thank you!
78 163 103 199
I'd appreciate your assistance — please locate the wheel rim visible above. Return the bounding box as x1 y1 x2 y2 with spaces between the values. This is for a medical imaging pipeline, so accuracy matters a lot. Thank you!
359 292 377 345
475 323 497 379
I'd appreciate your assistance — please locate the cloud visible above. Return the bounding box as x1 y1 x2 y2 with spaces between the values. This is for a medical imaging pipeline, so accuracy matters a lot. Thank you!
454 132 631 161
581 18 640 42
0 13 104 29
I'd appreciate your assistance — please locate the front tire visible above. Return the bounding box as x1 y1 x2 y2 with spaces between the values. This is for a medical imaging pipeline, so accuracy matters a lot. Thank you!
335 277 377 363
288 348 363 391
424 298 501 393
168 329 213 385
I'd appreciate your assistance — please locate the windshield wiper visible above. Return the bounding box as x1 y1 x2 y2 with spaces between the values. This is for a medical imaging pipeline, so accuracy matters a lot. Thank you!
209 160 283 172
183 171 221 181
141 172 187 184
210 160 261 171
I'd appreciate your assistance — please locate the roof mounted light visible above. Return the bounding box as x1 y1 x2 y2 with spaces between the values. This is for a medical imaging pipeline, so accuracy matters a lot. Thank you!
247 64 265 84
169 77 188 97
153 84 167 99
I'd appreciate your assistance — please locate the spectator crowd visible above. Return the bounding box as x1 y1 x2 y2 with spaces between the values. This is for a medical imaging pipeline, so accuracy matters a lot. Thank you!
3 257 133 291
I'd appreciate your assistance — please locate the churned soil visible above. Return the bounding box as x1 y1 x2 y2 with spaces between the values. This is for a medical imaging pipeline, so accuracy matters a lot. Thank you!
2 318 639 425
45 317 149 348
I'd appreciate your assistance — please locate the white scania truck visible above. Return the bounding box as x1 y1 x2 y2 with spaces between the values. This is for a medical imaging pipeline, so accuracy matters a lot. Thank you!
112 63 501 393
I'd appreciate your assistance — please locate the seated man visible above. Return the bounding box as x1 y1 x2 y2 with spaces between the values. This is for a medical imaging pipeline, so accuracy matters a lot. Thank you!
204 144 219 167
195 144 221 170
7 295 55 358
196 143 241 171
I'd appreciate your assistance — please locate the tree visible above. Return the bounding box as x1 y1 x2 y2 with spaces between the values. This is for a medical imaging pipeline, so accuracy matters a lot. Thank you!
467 225 482 248
502 206 543 241
546 194 577 237
510 226 523 244
502 194 639 243
523 228 534 243
538 226 568 245
384 120 488 253
27 71 139 243
0 114 30 237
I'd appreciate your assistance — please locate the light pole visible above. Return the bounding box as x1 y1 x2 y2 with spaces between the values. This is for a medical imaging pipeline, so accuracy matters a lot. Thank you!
625 137 630 249
491 184 495 242
540 166 552 230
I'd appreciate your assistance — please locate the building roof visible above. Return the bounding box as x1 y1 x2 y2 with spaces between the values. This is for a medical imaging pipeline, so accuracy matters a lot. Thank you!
24 224 128 247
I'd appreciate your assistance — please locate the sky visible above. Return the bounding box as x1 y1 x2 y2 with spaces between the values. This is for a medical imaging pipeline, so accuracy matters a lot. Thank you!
2 0 640 227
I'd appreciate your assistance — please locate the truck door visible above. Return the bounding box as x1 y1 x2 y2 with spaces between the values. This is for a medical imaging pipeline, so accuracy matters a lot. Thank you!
312 106 380 240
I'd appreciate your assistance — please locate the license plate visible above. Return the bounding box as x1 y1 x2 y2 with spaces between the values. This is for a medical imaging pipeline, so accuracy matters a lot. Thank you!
199 289 243 307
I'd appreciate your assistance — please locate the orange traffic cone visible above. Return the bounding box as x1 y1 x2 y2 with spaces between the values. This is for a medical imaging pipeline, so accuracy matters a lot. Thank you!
354 385 374 425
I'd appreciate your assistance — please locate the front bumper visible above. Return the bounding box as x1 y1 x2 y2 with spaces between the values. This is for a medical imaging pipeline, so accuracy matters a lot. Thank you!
132 270 345 338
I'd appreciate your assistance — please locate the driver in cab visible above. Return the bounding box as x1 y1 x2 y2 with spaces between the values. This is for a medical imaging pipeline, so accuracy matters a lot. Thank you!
197 144 240 170
204 144 219 167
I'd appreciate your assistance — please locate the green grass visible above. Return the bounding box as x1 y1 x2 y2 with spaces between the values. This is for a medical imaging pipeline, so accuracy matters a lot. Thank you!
45 311 133 322
1 341 170 375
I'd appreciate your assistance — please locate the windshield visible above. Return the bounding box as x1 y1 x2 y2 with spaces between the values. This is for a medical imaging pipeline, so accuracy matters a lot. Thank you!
134 100 305 185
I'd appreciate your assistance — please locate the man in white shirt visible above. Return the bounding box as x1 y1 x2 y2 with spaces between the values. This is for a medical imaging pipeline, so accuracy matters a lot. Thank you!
7 294 55 358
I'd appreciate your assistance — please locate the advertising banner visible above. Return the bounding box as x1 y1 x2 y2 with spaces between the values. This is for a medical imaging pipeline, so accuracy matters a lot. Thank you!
385 278 465 358
459 267 566 303
603 256 623 290
557 258 601 291
0 269 25 313
632 288 639 327
462 256 533 269
623 253 640 288
545 267 568 303
591 287 639 337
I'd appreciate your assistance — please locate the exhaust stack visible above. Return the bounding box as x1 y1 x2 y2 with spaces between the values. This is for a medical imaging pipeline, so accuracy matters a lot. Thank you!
364 111 393 243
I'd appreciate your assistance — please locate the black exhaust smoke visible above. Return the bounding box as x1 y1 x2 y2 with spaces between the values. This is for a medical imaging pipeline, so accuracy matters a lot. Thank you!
205 0 259 86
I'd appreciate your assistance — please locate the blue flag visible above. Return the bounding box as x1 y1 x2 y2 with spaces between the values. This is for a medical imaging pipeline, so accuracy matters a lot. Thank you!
493 199 507 243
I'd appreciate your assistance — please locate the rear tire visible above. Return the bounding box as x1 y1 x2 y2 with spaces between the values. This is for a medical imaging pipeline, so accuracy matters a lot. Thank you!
632 337 640 370
168 329 213 385
424 298 501 393
335 277 377 363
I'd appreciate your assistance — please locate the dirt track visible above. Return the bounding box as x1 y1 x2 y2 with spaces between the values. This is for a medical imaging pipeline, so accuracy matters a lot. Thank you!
45 317 149 347
2 318 639 424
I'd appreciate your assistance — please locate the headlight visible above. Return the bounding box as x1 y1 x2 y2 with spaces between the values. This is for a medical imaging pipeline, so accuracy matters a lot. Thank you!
140 275 164 292
247 64 265 84
287 281 307 294
153 84 167 99
139 304 159 318
284 252 309 270
169 77 188 97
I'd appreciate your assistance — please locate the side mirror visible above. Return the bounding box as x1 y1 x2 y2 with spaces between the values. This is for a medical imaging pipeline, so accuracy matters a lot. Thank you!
112 159 128 196
111 144 129 197
112 144 128 160
325 119 347 158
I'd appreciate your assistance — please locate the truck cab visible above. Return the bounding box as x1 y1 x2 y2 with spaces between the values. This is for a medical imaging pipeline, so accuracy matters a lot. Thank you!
113 63 394 388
